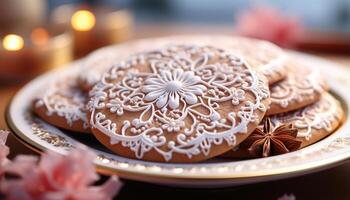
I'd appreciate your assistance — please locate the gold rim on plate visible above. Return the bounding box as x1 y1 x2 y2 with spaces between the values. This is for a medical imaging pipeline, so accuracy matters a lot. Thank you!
5 51 350 187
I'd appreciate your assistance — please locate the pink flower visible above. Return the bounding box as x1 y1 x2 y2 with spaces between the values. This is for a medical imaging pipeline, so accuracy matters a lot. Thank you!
1 145 122 200
235 6 303 47
0 130 10 176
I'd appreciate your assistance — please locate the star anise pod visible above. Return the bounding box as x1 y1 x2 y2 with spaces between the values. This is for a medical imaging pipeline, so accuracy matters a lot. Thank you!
241 118 302 157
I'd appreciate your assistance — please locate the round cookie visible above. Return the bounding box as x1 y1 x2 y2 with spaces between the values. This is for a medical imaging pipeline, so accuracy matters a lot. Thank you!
78 45 136 92
78 39 163 92
78 35 288 91
205 35 288 85
78 48 117 92
266 60 329 116
88 44 270 163
33 74 90 133
223 93 344 158
165 35 289 85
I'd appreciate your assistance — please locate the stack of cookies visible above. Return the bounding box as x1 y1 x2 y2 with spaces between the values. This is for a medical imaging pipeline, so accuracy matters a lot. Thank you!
32 35 344 163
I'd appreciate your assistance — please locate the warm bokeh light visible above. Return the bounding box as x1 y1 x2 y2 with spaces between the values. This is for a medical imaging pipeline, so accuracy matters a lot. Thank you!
71 10 96 31
2 34 24 51
31 28 49 46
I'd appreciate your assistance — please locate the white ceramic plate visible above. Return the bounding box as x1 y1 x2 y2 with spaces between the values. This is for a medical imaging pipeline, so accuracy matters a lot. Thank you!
6 52 350 188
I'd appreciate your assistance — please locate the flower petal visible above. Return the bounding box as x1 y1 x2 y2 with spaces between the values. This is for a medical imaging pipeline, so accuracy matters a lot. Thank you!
95 176 122 199
161 70 173 82
142 84 163 93
156 94 168 108
181 71 197 84
144 89 165 101
4 155 38 176
40 145 98 189
0 130 9 145
144 77 165 86
0 130 10 168
184 92 198 105
185 85 206 95
169 92 179 109
173 69 183 80
70 176 122 200
0 145 122 200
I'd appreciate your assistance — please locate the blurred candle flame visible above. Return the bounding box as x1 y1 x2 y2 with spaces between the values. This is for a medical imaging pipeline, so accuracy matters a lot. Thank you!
31 28 49 46
2 34 24 51
71 10 96 31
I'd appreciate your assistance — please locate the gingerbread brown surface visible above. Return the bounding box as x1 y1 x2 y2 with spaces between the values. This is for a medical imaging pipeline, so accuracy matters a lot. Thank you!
88 44 270 162
224 93 344 158
266 60 329 116
32 75 91 133
78 35 288 92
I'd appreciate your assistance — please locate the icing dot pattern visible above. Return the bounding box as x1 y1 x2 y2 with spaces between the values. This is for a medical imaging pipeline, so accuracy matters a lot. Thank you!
89 44 270 162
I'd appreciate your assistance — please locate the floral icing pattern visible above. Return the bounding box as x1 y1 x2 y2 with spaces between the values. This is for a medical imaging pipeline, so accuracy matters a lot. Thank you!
79 47 122 89
35 77 89 130
89 45 270 161
142 69 207 109
78 36 288 90
269 64 328 112
220 37 288 84
270 93 342 140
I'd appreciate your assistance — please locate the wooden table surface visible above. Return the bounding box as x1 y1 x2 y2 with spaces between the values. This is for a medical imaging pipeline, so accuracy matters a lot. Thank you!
1 26 350 199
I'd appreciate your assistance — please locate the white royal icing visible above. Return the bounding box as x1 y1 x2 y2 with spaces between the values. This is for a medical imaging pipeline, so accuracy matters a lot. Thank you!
142 69 207 109
252 42 288 82
79 36 288 89
270 93 342 140
35 77 89 129
270 65 328 109
79 47 120 87
219 38 288 83
89 45 269 161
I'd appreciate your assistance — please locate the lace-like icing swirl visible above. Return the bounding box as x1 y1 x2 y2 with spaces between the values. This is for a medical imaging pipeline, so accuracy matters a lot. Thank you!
89 45 269 161
35 78 89 129
79 36 288 89
219 38 288 84
271 93 342 140
269 65 328 110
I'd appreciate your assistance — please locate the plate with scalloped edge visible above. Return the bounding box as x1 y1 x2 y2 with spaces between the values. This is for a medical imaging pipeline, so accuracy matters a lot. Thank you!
6 51 350 188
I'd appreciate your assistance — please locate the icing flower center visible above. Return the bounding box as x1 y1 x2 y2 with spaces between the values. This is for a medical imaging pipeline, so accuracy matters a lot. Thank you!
142 69 207 109
165 81 183 92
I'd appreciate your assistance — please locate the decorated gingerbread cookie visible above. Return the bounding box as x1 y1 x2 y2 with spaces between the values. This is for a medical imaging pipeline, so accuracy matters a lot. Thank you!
78 48 116 92
78 35 288 91
205 35 288 85
78 45 135 92
78 39 166 91
164 35 289 85
223 93 344 158
33 74 90 133
88 44 270 163
266 61 329 116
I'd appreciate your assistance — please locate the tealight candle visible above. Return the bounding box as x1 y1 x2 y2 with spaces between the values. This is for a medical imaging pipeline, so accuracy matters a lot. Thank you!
2 34 24 51
0 28 73 82
71 10 96 31
70 9 133 58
